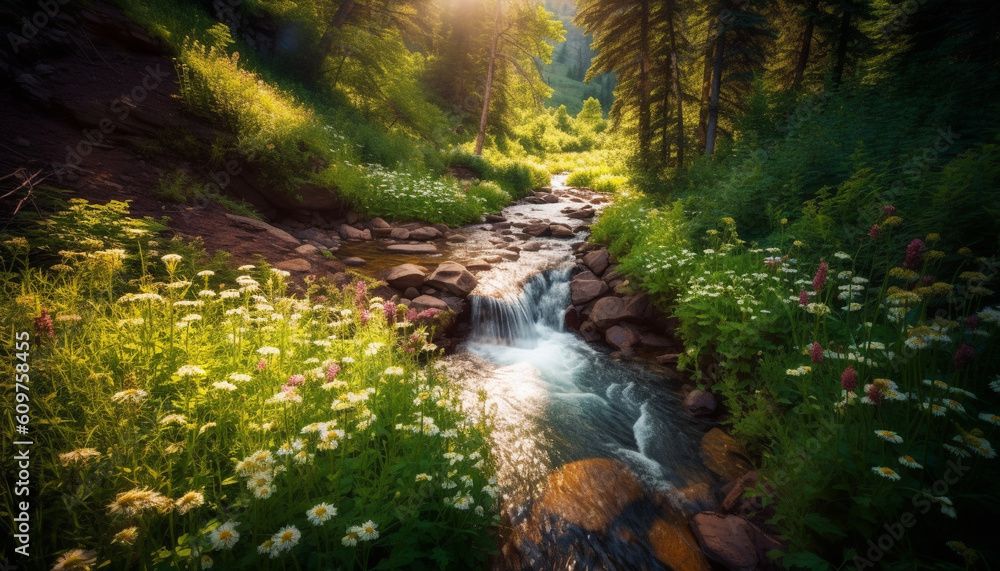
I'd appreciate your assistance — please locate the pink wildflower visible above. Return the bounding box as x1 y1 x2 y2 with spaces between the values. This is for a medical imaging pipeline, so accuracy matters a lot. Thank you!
813 261 828 292
869 224 881 239
326 364 341 380
810 342 824 364
257 358 267 371
799 289 809 306
35 309 54 338
841 366 857 391
903 239 925 270
953 343 975 369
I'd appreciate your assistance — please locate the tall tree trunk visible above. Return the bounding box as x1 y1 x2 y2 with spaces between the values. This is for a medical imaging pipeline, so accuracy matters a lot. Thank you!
637 0 652 169
833 0 853 86
698 22 716 150
310 0 356 84
475 0 504 156
705 20 726 157
665 1 684 169
792 0 818 89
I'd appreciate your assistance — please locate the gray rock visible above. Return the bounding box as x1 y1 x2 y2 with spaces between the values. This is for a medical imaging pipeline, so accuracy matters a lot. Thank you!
549 224 575 238
342 257 367 267
390 228 410 240
370 217 390 229
295 244 321 257
404 287 421 300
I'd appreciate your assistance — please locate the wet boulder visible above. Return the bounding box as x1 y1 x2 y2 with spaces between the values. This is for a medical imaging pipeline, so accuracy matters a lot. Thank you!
409 226 443 241
570 279 608 305
691 512 783 571
384 264 427 289
700 428 754 482
411 295 450 312
583 248 610 275
531 458 643 532
647 514 713 571
589 296 628 331
425 262 478 297
605 325 639 350
338 224 371 241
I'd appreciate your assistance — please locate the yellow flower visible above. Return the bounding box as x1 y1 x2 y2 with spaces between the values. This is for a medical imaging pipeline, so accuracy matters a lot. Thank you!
925 233 940 243
793 240 804 247
959 271 988 283
925 250 945 260
888 267 917 281
720 217 736 226
780 218 788 225
883 216 903 226
957 247 973 257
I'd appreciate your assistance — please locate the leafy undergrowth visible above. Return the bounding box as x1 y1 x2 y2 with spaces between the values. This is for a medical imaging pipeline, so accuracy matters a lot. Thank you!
0 201 499 570
593 196 1000 568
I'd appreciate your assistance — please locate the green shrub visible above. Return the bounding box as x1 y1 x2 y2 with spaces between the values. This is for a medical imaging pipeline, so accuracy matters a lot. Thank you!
466 181 512 213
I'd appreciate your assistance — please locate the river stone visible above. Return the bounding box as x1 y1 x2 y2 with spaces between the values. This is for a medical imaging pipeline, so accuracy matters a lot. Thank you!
404 287 421 300
701 428 754 481
521 241 542 252
691 512 783 571
425 262 478 297
342 257 366 267
605 325 639 350
370 217 390 229
531 458 643 532
590 296 628 331
411 295 450 312
684 390 717 417
371 227 393 238
389 228 410 240
583 248 610 276
676 482 718 512
492 221 512 230
464 259 492 272
274 258 311 272
567 208 595 219
570 279 608 305
385 264 427 289
574 269 598 282
484 214 506 223
295 243 321 257
409 226 443 241
648 514 713 571
432 223 450 234
386 243 438 254
721 471 762 514
523 223 551 237
549 223 575 238
446 234 467 243
338 224 371 241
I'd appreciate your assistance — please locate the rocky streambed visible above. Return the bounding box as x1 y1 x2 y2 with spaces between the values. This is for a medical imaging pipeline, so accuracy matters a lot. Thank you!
256 175 783 569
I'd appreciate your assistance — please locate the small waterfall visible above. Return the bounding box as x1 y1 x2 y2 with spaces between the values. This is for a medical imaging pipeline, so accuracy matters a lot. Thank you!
468 267 572 344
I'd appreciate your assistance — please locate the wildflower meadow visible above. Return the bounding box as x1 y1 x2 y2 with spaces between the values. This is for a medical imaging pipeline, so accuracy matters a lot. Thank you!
593 197 1000 567
0 200 499 570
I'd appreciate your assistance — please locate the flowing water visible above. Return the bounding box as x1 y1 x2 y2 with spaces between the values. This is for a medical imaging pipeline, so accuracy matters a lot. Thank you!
444 177 715 569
